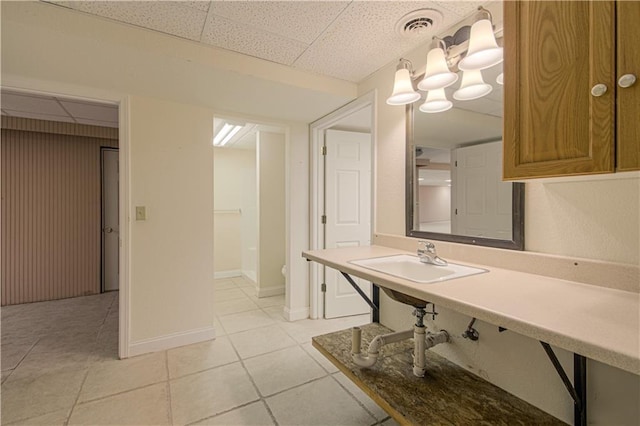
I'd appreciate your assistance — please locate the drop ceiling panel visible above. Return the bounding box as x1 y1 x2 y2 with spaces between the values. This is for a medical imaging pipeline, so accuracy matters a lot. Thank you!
42 1 502 84
2 110 77 124
209 1 349 45
201 14 307 65
59 100 119 123
55 1 208 41
293 1 470 82
1 92 68 116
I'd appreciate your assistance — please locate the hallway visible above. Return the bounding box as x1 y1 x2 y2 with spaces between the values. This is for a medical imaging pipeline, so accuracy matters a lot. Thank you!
1 278 395 425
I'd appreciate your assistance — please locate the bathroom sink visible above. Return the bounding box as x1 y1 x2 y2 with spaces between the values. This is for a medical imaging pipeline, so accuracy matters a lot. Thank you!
349 254 487 284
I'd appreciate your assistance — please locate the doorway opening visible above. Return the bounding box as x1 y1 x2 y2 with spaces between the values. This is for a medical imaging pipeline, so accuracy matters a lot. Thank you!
1 87 124 362
212 115 288 311
309 92 376 319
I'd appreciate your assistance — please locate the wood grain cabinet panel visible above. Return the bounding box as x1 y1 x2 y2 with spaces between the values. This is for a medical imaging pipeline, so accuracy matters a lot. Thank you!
616 1 640 171
503 1 640 179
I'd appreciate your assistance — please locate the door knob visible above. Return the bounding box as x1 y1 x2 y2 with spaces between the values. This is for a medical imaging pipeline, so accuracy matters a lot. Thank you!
618 74 637 88
590 84 608 97
104 226 113 233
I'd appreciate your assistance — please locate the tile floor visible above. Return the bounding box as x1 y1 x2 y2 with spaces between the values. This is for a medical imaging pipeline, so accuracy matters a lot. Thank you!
1 276 399 425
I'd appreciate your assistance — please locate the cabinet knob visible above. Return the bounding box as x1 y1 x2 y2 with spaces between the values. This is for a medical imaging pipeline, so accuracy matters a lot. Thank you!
590 84 608 97
618 74 637 88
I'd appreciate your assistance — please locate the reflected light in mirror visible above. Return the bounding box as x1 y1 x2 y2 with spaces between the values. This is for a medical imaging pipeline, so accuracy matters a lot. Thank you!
454 69 493 100
419 88 452 113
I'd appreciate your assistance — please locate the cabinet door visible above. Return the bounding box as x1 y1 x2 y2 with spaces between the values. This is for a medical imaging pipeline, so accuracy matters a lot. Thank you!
616 1 640 171
503 1 616 179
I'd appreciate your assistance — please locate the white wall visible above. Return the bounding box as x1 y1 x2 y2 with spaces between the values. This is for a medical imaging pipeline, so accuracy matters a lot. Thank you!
1 1 338 353
257 132 286 296
357 6 640 424
129 95 215 350
418 186 451 223
213 147 256 276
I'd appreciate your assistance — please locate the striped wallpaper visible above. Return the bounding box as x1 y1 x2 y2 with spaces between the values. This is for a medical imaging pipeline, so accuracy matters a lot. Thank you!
1 117 118 306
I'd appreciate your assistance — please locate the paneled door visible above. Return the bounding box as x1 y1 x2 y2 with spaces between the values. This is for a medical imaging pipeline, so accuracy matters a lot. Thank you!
323 129 372 318
101 148 119 291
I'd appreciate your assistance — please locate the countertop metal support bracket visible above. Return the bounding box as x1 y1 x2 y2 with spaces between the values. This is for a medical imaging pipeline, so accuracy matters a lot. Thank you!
540 342 587 426
340 271 379 323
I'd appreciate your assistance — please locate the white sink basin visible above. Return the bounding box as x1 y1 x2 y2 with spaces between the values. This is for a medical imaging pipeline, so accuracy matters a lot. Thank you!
349 254 487 284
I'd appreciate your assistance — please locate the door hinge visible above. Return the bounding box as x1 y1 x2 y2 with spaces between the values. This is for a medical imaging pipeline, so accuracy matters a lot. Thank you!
321 283 327 292
455 208 458 215
455 160 458 167
321 215 327 224
322 145 327 155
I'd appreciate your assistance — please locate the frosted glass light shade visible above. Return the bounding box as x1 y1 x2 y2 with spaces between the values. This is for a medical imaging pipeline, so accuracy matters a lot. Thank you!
458 19 503 71
496 72 504 85
419 88 452 113
387 68 421 105
417 47 458 91
454 69 493 100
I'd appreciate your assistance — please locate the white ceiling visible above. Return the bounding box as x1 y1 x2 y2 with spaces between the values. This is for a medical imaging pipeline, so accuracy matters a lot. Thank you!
1 90 119 128
44 0 488 83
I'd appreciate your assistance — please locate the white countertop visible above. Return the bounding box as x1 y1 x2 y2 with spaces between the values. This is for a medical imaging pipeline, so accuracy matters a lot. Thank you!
303 245 640 376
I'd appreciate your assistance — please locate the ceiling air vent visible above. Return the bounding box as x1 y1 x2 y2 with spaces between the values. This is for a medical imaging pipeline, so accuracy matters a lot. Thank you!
395 9 444 37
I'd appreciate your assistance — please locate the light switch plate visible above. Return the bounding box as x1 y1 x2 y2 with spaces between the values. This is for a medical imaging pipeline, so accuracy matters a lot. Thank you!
135 206 146 221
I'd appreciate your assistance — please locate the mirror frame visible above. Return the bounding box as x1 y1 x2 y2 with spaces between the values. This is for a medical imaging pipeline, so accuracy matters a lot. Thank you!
405 103 525 250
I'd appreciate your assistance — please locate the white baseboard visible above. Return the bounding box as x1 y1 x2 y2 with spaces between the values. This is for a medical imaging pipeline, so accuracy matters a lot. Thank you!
284 306 309 321
128 326 217 357
214 270 241 279
257 285 285 298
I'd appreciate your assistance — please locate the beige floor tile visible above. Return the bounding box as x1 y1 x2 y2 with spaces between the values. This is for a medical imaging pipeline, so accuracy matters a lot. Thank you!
78 351 167 402
192 401 275 425
4 408 69 426
266 376 376 426
215 288 250 303
228 325 297 359
167 336 238 379
214 279 237 290
170 362 259 425
215 298 260 316
232 277 255 288
261 306 287 322
213 316 227 336
381 417 400 425
333 372 389 420
240 286 258 297
2 369 14 383
69 383 170 425
0 368 87 424
1 343 35 371
8 348 92 380
243 346 327 397
218 309 275 335
301 342 339 374
252 295 285 308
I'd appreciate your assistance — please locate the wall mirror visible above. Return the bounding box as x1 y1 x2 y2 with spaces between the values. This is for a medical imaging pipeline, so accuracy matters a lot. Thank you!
406 65 524 250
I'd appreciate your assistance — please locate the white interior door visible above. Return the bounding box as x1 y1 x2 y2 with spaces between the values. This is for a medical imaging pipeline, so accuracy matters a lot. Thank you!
102 148 119 291
324 129 372 318
452 141 512 239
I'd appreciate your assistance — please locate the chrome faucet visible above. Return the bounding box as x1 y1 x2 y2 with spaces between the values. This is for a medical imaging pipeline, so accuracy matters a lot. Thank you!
417 240 448 266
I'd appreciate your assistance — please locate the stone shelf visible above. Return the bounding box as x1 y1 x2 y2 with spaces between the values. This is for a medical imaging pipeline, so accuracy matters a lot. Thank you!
312 323 565 425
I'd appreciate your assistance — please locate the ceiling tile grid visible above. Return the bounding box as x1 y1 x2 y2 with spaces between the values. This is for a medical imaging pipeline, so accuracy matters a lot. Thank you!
292 1 468 82
208 1 350 45
201 13 308 66
43 0 496 83
54 1 209 41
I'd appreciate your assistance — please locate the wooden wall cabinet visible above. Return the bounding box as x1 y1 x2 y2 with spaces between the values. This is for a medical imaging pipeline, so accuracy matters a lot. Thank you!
503 1 639 180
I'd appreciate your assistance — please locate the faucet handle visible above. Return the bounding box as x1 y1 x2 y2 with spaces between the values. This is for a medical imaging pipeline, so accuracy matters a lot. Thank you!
417 240 436 253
